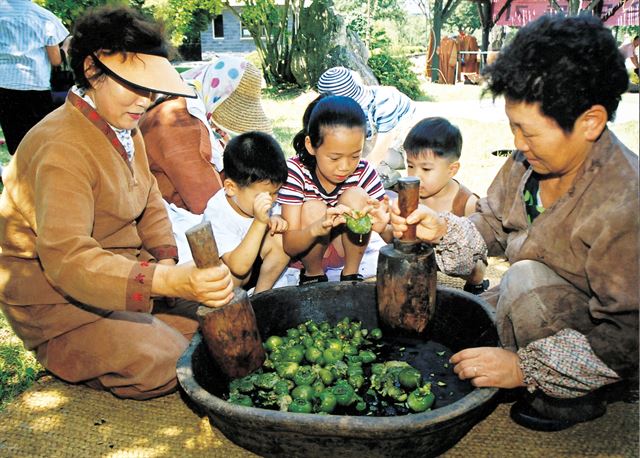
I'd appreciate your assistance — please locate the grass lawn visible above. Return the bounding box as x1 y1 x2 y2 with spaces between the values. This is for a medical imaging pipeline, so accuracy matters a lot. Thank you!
0 80 638 411
0 140 8 166
0 313 43 411
0 139 42 412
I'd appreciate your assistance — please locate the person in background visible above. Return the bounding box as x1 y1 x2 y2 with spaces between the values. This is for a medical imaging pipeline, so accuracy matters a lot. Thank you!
278 95 391 285
51 35 74 107
618 35 639 76
203 132 290 294
0 6 234 400
317 66 415 189
0 0 68 155
391 15 637 431
139 56 272 215
403 117 488 294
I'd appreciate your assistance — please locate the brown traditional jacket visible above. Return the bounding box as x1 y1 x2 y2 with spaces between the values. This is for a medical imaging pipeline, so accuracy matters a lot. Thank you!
139 97 223 215
438 37 459 85
470 129 639 379
457 34 479 78
0 94 177 349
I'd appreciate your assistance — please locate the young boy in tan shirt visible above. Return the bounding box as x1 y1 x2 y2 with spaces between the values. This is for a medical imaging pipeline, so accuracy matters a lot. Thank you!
404 117 488 293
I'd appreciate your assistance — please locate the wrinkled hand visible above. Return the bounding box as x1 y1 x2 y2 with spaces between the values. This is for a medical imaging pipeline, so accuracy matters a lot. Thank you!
361 196 390 232
390 201 447 243
253 192 275 225
450 347 525 389
312 204 350 237
268 215 288 235
181 262 235 308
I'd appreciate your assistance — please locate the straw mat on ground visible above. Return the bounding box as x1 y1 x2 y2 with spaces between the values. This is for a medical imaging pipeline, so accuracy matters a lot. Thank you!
0 375 637 457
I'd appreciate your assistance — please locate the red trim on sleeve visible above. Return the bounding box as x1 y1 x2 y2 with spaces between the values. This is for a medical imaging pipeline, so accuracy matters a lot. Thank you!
125 261 156 312
148 245 179 262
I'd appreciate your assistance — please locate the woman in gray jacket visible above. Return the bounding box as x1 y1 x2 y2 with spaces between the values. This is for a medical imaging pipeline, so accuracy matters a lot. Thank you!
391 14 638 432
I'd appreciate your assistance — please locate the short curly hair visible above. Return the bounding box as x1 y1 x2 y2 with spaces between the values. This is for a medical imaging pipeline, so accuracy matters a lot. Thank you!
69 6 171 89
483 15 628 132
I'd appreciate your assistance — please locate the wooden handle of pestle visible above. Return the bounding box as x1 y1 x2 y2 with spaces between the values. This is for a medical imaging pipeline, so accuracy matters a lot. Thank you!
185 221 222 269
185 221 265 379
397 176 420 242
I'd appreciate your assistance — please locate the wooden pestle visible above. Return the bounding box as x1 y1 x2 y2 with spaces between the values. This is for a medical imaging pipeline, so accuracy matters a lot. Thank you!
376 177 438 333
398 177 419 243
185 221 265 379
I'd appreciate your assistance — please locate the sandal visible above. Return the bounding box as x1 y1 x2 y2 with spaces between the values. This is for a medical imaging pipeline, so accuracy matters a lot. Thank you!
299 269 328 286
340 272 364 282
463 279 490 295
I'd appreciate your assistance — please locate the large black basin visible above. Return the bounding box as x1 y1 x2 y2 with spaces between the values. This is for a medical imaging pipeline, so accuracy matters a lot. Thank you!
177 282 500 457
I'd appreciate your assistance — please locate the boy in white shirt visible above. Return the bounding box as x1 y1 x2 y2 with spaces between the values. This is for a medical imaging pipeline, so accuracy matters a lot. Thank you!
203 132 290 293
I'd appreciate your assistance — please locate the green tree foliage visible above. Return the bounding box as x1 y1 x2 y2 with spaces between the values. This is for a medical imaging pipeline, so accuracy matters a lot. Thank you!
39 0 221 52
444 0 481 34
368 30 423 100
334 0 403 45
376 17 427 54
37 0 129 29
153 0 222 47
291 0 343 87
225 0 304 85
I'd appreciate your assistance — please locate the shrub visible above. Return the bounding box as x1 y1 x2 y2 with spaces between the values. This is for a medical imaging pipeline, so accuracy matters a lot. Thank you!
368 50 423 100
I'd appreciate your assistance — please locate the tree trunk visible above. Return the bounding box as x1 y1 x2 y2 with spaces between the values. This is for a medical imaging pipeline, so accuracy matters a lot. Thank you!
477 0 491 53
431 12 443 82
366 0 371 46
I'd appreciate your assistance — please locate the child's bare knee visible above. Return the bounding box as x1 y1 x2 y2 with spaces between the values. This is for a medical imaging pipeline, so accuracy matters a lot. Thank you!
338 186 368 208
301 200 327 224
262 234 290 264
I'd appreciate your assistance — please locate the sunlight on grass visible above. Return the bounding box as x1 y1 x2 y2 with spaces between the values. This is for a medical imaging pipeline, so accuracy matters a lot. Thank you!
421 81 487 103
263 91 317 158
610 121 640 153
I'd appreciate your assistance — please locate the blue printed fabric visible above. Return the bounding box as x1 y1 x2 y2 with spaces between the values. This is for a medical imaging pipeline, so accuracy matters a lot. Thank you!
0 0 68 90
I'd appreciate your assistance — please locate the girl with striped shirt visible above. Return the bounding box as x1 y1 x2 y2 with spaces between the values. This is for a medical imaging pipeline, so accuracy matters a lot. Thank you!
277 96 392 285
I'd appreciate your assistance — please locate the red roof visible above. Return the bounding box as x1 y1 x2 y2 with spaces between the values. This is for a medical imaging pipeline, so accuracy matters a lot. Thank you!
490 0 639 26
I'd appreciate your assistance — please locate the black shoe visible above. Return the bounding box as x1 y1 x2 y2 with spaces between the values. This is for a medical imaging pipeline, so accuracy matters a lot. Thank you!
496 387 526 404
602 378 639 404
463 279 490 295
510 400 578 431
510 390 607 432
299 269 328 286
340 272 364 282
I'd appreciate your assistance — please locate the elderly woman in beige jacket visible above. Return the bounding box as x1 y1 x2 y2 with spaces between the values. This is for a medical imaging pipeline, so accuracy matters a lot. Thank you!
391 15 638 432
0 6 233 400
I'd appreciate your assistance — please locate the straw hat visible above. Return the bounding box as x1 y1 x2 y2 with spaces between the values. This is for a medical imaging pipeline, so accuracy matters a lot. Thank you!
93 51 195 98
317 67 373 109
210 62 272 134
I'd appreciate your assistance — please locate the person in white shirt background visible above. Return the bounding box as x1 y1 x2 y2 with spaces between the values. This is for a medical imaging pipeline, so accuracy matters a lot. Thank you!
618 35 639 77
0 0 68 156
